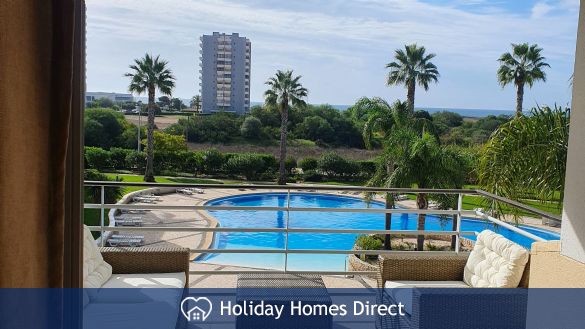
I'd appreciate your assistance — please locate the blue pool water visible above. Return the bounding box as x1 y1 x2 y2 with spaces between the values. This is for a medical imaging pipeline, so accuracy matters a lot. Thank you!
197 193 560 271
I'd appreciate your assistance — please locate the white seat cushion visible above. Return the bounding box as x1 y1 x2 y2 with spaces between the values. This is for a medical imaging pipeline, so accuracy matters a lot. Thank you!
463 230 529 288
101 272 186 289
92 273 186 305
83 301 179 329
384 280 469 314
83 225 112 288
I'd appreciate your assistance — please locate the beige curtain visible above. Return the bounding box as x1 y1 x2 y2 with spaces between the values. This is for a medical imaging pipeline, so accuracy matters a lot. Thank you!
0 0 81 288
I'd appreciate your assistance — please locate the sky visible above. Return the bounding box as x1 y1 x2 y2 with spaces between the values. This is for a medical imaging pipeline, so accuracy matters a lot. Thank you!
86 0 580 111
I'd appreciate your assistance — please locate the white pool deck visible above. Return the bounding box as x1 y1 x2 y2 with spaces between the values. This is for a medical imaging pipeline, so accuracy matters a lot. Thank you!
116 186 560 288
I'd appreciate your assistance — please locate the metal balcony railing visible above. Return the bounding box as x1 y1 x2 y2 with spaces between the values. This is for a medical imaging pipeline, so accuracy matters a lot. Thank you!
84 181 561 276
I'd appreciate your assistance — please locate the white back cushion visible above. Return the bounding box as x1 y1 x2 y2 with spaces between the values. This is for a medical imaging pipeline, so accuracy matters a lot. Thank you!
83 225 112 288
463 230 529 288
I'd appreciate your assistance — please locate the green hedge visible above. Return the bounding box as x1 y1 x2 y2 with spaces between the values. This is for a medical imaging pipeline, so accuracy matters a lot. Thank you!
84 146 375 181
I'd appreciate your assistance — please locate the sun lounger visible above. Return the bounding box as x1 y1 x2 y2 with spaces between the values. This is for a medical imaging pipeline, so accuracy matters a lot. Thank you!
177 188 193 195
107 238 144 247
115 218 143 226
119 209 150 215
133 196 155 203
111 234 144 240
188 188 205 194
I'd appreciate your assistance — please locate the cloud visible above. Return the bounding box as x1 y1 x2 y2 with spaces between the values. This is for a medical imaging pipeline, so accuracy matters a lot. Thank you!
532 1 554 19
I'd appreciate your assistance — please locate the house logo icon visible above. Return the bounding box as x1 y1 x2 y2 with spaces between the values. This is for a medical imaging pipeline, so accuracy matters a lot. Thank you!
180 296 213 322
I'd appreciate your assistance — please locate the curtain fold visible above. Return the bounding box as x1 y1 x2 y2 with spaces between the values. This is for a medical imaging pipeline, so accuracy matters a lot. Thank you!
0 0 79 288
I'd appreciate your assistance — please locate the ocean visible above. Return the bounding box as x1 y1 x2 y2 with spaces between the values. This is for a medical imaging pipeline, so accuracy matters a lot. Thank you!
250 101 514 118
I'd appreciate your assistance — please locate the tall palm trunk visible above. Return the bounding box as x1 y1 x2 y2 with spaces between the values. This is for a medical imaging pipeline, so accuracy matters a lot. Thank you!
515 82 524 117
278 100 289 185
144 86 156 182
384 193 394 250
416 193 428 251
406 80 416 113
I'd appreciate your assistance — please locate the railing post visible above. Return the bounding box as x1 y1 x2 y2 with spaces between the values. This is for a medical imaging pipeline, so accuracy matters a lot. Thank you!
284 188 290 273
100 185 105 247
455 193 463 253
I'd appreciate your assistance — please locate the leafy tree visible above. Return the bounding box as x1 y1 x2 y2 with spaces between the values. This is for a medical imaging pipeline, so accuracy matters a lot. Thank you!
479 105 569 211
432 111 463 127
497 43 550 116
126 53 175 181
146 131 187 153
167 113 239 143
240 116 263 140
264 70 308 185
171 98 184 111
296 116 333 142
386 44 439 112
318 152 348 177
84 109 127 149
158 96 171 108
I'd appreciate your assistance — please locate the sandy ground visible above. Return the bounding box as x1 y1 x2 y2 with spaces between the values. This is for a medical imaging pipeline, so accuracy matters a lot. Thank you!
114 187 560 288
124 114 179 130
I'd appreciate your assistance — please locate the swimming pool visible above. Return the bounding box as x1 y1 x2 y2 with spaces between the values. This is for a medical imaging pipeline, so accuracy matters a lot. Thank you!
197 193 560 271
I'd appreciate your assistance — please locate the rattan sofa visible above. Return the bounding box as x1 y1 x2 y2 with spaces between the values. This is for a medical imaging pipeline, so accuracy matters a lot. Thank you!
376 230 531 329
99 247 190 286
83 225 191 329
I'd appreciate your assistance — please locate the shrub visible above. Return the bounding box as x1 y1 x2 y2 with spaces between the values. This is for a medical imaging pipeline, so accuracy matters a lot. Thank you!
301 170 323 182
180 151 205 175
84 147 111 170
355 235 383 260
357 160 376 177
125 150 146 172
285 156 297 174
240 116 263 139
109 147 132 170
201 149 225 174
257 154 278 173
298 157 318 171
83 169 123 204
224 154 265 180
317 152 348 177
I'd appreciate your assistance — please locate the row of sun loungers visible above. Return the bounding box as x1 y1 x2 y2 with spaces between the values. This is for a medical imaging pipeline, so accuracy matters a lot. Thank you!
176 188 205 195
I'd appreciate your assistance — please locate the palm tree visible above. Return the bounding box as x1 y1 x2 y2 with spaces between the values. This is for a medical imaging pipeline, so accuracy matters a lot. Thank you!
357 98 433 249
479 105 569 214
264 70 308 185
126 54 175 182
386 44 439 112
374 129 468 251
497 43 550 117
190 95 202 112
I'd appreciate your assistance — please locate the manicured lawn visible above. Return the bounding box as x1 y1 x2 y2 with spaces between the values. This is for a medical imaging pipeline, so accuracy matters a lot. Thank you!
102 173 222 195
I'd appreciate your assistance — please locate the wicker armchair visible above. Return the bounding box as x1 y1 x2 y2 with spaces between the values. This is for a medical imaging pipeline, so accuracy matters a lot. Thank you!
376 252 530 329
99 247 190 287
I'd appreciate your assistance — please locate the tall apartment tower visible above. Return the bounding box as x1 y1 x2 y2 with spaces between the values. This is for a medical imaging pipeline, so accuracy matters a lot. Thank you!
199 32 251 114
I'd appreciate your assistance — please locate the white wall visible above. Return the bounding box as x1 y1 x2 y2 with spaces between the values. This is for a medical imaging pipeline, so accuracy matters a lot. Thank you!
561 2 585 263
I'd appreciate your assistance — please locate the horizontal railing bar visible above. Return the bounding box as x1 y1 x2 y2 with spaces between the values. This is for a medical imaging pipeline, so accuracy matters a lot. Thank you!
85 203 472 215
84 181 477 194
189 270 376 275
477 211 547 242
87 226 475 236
190 249 468 255
475 190 562 222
